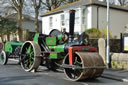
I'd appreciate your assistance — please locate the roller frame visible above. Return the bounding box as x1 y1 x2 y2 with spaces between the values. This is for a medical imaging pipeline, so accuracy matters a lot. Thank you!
68 46 97 65
60 64 106 69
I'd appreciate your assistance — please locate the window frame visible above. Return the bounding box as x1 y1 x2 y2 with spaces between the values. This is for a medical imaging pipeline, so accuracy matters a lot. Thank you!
61 14 65 26
49 17 53 29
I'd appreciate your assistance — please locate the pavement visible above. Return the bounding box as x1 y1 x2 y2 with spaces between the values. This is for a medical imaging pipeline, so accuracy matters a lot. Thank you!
102 69 128 82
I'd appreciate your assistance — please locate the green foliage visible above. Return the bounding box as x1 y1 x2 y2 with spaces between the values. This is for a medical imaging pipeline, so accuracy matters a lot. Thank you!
101 28 112 38
85 28 101 38
0 18 17 33
85 28 112 38
0 17 17 41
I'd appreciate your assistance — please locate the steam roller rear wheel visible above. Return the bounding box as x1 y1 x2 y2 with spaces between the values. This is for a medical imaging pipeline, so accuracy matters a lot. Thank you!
0 50 8 65
63 52 104 81
20 41 41 72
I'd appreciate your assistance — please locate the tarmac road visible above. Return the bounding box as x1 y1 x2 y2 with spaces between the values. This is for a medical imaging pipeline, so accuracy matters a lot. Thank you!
0 59 127 85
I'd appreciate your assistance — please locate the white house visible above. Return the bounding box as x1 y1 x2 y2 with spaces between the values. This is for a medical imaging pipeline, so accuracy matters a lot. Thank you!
41 0 128 38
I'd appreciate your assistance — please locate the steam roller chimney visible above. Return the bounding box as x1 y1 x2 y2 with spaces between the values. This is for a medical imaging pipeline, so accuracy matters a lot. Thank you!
68 10 76 43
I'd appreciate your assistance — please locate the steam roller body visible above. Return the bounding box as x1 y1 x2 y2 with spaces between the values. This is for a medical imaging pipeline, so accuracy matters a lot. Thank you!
20 10 105 81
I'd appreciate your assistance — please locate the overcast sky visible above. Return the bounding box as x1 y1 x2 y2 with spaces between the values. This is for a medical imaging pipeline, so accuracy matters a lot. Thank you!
0 0 127 18
0 0 46 19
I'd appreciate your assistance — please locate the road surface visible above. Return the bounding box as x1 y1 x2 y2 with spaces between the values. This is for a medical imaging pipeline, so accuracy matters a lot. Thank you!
0 59 127 85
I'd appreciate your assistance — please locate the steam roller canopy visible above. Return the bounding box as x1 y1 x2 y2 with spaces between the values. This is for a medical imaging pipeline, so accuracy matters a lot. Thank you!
63 52 104 81
49 29 61 37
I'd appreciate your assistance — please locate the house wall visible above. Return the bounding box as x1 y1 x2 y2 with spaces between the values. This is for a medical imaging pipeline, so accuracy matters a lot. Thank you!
64 7 93 33
42 13 62 35
86 6 93 29
92 5 128 38
64 8 82 34
22 20 42 33
42 5 128 38
42 8 83 35
81 6 92 32
39 21 42 33
22 20 35 32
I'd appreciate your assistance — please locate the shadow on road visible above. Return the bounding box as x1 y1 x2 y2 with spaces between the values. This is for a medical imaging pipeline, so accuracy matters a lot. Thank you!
38 66 64 73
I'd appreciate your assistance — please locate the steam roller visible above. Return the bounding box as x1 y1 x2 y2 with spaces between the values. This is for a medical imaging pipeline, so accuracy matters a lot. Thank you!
0 41 23 65
20 10 105 81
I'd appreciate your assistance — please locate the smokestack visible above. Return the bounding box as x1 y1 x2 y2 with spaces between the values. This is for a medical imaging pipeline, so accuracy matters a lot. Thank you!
69 10 76 43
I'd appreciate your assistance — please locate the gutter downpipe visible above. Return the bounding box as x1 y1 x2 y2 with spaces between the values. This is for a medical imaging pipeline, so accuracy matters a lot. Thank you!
97 6 99 28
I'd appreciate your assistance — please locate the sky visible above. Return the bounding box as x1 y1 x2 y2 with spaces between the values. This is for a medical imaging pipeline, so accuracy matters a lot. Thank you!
0 0 127 18
0 0 46 19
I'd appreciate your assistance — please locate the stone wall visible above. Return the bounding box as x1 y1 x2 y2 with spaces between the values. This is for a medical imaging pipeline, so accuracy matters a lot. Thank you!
89 38 121 53
111 53 128 70
110 39 121 53
96 38 128 70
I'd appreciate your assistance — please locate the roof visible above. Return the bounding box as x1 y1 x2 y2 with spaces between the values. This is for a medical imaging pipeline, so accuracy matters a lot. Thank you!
40 0 90 17
40 0 128 17
5 13 42 22
91 0 128 11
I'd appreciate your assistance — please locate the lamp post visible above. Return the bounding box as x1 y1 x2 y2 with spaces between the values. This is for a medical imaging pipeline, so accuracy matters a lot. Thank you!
106 0 110 69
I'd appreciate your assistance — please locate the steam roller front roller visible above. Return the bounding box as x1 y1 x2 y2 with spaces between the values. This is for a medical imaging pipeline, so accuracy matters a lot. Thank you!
20 41 41 72
63 52 105 81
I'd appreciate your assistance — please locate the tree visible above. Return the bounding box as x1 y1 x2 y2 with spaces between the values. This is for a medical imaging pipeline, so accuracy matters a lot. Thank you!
118 0 126 6
32 0 42 33
101 0 127 6
31 0 66 32
11 0 24 41
23 0 34 15
67 0 79 3
0 17 17 41
0 0 16 16
42 0 66 11
0 16 4 42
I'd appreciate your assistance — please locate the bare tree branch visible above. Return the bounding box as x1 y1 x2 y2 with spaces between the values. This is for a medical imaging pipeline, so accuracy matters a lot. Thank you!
32 0 42 32
11 0 24 41
12 0 19 8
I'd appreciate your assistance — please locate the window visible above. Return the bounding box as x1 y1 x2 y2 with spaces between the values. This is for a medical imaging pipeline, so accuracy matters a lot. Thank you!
49 17 53 29
61 14 65 26
75 9 80 24
82 8 87 24
66 19 69 25
65 11 69 25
